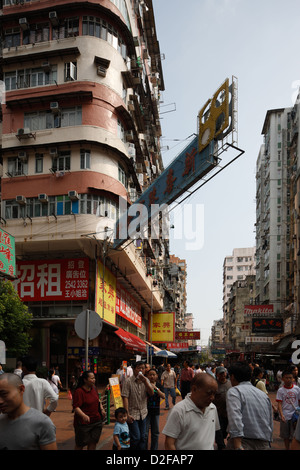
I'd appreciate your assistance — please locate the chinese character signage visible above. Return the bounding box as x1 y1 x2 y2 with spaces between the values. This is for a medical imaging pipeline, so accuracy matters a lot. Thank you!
114 136 215 248
116 283 142 328
167 342 189 350
151 312 175 343
15 258 89 301
244 305 274 317
0 228 16 279
95 260 116 325
245 337 273 344
175 331 200 340
252 318 284 334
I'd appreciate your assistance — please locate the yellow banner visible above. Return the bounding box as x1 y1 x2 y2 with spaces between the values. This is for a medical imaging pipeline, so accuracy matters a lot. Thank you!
151 312 175 343
109 377 123 409
96 260 116 325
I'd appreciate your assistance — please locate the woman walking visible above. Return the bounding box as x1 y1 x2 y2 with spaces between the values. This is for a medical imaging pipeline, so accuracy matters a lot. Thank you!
72 370 106 450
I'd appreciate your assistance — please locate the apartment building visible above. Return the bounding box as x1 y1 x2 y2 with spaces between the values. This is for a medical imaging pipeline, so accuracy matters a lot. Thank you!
222 247 256 306
0 0 169 384
255 109 292 314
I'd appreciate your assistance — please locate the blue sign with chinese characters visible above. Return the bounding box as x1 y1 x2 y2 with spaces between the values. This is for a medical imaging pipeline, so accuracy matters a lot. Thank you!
113 137 215 248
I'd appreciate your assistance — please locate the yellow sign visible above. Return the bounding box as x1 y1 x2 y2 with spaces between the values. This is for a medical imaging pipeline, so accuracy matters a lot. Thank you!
96 260 116 325
151 312 175 343
109 376 123 409
198 78 230 152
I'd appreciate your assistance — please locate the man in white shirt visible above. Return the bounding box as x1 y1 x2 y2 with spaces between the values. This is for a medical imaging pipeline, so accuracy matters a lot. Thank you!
162 373 219 450
21 356 58 416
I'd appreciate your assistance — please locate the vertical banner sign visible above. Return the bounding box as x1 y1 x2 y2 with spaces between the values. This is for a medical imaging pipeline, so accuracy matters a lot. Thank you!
109 376 123 408
96 260 116 325
0 228 16 279
151 312 175 343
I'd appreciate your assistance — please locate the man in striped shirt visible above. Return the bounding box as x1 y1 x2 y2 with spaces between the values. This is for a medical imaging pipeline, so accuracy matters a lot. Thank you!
121 361 154 450
226 362 273 450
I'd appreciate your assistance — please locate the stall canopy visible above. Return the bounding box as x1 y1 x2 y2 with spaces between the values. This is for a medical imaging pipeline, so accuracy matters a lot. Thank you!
115 328 146 353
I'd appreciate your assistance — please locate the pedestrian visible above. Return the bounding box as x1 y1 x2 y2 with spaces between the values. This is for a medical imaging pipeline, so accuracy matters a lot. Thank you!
157 361 165 381
161 363 177 410
121 361 154 450
289 365 300 387
276 368 300 450
116 363 131 389
251 367 268 394
194 365 202 374
207 365 217 378
21 355 58 416
72 370 106 450
226 362 273 450
13 360 23 378
0 373 57 450
113 407 130 450
146 367 165 450
180 360 194 399
0 363 4 375
213 366 231 450
47 368 62 395
162 372 219 450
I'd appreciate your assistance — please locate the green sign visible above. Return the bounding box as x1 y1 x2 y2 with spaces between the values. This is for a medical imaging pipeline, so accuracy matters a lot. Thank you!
0 227 16 279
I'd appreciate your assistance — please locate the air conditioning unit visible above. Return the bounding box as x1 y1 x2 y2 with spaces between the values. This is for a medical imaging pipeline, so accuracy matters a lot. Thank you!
19 18 29 30
49 11 59 26
50 148 58 156
16 195 27 205
97 65 107 77
68 190 79 201
18 151 27 162
17 128 31 136
125 130 134 143
50 102 60 113
38 193 48 203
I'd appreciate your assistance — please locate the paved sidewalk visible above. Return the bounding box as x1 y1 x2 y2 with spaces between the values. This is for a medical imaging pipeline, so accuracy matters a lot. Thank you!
51 390 285 451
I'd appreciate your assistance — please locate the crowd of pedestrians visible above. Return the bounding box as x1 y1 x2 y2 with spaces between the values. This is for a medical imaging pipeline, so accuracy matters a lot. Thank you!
1 356 300 451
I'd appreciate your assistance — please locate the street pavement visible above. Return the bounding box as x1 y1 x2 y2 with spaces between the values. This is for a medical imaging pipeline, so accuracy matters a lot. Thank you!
51 389 286 451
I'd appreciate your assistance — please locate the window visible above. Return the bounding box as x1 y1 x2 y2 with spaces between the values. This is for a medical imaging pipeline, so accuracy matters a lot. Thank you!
82 16 127 60
24 107 82 131
52 152 71 172
35 154 43 173
4 28 20 48
117 119 125 142
118 163 127 186
64 62 77 82
5 66 57 90
80 150 91 169
22 23 49 45
52 17 79 40
7 157 27 177
61 107 82 127
4 72 17 91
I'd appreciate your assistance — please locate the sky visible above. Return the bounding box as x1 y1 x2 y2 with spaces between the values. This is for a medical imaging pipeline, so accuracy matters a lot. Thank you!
152 0 300 345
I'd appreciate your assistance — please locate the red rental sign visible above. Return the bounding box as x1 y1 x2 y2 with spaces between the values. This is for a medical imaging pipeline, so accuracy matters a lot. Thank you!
15 258 89 301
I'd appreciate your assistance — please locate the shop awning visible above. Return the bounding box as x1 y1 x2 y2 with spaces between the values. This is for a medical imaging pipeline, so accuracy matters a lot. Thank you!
115 328 146 353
